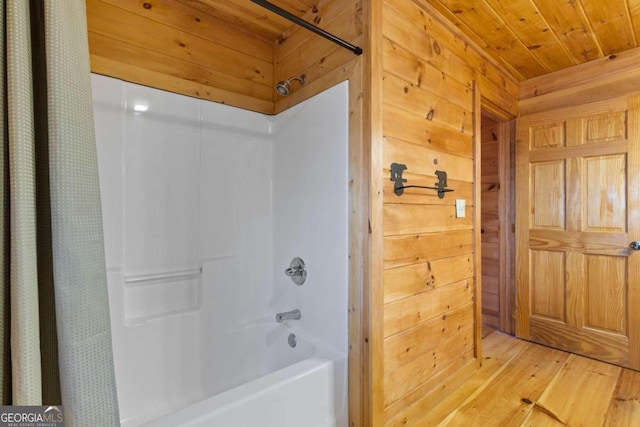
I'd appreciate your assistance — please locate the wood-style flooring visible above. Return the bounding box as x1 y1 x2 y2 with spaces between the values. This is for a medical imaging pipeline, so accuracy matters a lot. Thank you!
422 329 640 426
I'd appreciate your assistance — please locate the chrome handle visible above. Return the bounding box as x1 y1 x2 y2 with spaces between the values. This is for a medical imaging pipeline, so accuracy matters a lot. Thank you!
285 266 304 277
284 257 306 285
630 241 640 251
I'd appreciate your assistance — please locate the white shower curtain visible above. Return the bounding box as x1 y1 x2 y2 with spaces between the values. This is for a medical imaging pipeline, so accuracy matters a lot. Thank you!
0 0 119 425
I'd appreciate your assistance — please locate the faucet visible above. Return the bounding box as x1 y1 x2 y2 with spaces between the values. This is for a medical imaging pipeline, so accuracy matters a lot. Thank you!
276 309 301 323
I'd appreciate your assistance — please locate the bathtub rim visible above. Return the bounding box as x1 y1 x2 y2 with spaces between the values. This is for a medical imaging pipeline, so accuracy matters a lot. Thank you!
141 356 338 427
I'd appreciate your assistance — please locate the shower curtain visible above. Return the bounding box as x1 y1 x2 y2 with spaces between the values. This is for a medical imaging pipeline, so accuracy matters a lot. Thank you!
0 1 119 425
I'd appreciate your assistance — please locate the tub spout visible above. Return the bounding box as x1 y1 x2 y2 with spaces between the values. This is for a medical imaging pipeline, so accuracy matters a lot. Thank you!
276 309 301 323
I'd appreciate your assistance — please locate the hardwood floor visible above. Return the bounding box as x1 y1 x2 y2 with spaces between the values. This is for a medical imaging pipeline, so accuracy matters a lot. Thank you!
419 329 640 426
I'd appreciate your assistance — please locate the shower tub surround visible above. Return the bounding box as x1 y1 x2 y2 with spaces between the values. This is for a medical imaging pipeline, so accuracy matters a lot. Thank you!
92 74 349 427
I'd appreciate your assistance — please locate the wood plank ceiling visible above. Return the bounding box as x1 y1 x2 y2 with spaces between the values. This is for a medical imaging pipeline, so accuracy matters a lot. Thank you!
421 0 640 80
172 0 640 81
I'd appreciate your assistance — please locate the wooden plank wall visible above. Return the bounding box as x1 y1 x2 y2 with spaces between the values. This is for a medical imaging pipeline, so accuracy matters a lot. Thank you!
520 46 640 115
85 0 276 114
481 115 500 329
379 0 518 425
273 0 364 113
85 0 364 115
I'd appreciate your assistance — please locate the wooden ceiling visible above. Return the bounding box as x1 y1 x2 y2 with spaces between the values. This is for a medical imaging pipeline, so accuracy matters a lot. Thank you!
421 0 640 80
200 0 640 81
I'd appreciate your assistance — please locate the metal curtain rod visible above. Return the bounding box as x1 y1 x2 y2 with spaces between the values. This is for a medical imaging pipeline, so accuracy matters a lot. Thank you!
250 0 363 55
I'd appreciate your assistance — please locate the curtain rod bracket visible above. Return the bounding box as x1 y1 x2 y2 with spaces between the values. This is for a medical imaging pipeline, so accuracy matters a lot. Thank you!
250 0 363 55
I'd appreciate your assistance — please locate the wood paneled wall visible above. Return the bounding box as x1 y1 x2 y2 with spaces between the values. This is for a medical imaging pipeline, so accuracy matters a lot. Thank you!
86 0 364 116
86 0 275 113
520 46 640 116
273 0 364 113
378 0 518 425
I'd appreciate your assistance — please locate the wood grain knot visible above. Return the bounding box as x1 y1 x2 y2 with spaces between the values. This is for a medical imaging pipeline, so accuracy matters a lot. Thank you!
432 40 441 55
426 109 435 121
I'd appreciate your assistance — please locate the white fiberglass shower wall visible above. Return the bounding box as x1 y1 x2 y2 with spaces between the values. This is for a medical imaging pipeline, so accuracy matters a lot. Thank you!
92 74 349 427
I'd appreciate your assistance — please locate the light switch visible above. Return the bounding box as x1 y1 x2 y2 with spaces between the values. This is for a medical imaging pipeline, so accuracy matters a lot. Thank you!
456 199 466 218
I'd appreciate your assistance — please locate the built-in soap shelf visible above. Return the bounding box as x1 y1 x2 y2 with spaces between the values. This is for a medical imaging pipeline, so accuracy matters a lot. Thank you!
123 267 202 326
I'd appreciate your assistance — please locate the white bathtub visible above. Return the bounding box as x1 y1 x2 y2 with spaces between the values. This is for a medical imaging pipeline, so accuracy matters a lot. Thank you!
200 321 318 398
123 321 346 427
143 357 336 427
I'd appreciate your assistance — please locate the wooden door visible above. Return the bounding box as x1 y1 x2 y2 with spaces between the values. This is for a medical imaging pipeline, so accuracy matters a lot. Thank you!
516 94 640 370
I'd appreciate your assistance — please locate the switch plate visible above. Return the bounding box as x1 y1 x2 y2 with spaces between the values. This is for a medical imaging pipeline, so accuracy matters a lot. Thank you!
456 199 466 218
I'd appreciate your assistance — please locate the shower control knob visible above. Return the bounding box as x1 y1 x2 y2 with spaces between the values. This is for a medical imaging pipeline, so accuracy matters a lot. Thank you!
285 257 306 285
630 241 640 251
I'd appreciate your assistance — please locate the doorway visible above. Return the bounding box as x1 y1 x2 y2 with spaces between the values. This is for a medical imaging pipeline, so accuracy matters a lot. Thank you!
480 110 516 335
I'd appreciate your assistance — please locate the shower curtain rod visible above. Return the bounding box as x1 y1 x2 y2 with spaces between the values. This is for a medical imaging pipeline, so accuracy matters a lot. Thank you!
250 0 363 55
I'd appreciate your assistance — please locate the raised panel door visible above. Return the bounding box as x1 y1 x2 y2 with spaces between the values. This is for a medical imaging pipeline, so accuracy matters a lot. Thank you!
516 94 640 369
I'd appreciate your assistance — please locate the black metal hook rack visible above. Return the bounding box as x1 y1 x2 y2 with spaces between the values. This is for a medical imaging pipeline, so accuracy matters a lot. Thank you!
390 163 454 198
250 0 363 55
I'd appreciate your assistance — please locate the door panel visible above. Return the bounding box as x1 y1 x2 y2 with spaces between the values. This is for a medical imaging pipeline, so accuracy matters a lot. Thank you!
585 155 626 232
517 94 640 370
530 161 565 229
586 112 626 143
530 250 565 320
585 255 626 334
